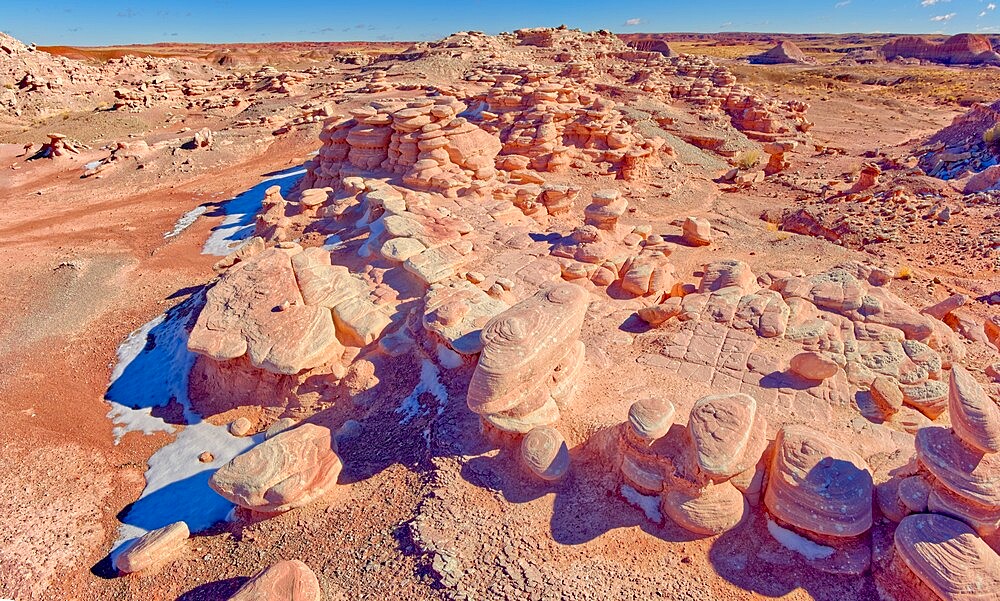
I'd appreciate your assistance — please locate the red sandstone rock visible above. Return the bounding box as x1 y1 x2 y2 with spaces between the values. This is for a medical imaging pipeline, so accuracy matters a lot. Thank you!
229 560 322 601
686 393 767 482
894 513 1000 601
765 425 873 538
210 424 342 513
520 426 570 481
949 365 1000 454
663 481 748 536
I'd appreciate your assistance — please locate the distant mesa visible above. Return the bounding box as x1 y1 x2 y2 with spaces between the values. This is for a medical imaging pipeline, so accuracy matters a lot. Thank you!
881 33 1000 66
624 38 674 57
749 41 814 65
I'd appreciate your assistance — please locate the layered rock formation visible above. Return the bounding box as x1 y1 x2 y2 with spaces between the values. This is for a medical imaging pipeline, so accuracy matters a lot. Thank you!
881 34 1000 66
467 284 588 433
229 560 322 601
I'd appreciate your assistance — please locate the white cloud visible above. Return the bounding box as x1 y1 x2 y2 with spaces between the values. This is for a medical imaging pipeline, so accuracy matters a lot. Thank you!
980 2 997 16
931 12 957 21
921 0 950 6
624 18 642 26
835 0 851 7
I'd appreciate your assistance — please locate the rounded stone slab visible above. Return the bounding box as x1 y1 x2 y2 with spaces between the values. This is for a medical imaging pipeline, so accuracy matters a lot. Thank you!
210 424 342 513
229 560 321 601
468 283 589 416
894 513 1000 601
520 426 570 481
916 427 1000 508
687 393 767 481
663 481 748 536
113 521 189 574
789 352 839 381
949 365 1000 454
188 248 341 375
628 397 676 443
764 425 873 538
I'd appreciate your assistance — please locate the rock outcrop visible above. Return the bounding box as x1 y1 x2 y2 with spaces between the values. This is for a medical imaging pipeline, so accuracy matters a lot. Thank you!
467 284 588 433
882 34 1000 66
750 41 814 65
210 424 342 513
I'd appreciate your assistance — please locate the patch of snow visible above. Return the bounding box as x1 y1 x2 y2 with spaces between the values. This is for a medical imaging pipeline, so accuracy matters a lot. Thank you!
164 205 207 239
766 518 835 560
323 234 345 251
83 159 102 171
202 165 305 256
436 344 464 369
620 485 663 524
105 293 262 554
396 358 448 424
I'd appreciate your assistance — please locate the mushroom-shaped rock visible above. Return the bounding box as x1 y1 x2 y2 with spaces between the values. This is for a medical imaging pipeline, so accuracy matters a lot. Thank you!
468 284 588 431
520 426 570 481
113 522 189 574
789 351 839 381
894 513 1000 601
681 217 712 247
229 560 322 601
188 248 341 375
210 424 342 513
916 427 1000 509
765 425 873 538
663 481 749 536
949 365 1000 454
628 397 676 443
687 393 768 482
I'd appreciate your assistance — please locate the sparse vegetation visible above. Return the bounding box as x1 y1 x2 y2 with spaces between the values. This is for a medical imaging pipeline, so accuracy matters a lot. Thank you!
896 265 913 280
735 149 761 170
984 123 1000 146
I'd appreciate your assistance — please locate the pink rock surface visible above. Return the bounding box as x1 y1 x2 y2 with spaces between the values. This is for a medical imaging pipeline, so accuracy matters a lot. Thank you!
764 425 873 538
894 513 1000 601
915 427 1000 509
210 424 342 513
948 365 1000 454
229 560 321 601
188 248 341 375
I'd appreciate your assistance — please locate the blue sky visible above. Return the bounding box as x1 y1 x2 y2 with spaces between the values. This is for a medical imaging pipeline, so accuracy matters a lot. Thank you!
1 0 999 46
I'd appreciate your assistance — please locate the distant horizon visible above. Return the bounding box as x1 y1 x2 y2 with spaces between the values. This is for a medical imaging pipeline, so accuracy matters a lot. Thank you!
2 0 1000 47
13 31 998 50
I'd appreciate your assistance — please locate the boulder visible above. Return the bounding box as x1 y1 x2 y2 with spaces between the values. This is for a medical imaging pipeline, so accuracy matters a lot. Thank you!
468 284 588 432
663 481 748 536
894 513 1000 601
765 425 873 538
229 560 322 601
681 217 712 246
789 351 839 381
686 393 768 482
628 397 676 443
520 426 570 481
210 424 342 513
113 522 189 574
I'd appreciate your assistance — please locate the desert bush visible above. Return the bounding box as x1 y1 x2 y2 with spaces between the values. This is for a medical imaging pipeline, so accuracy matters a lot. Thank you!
984 124 1000 146
735 149 762 170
